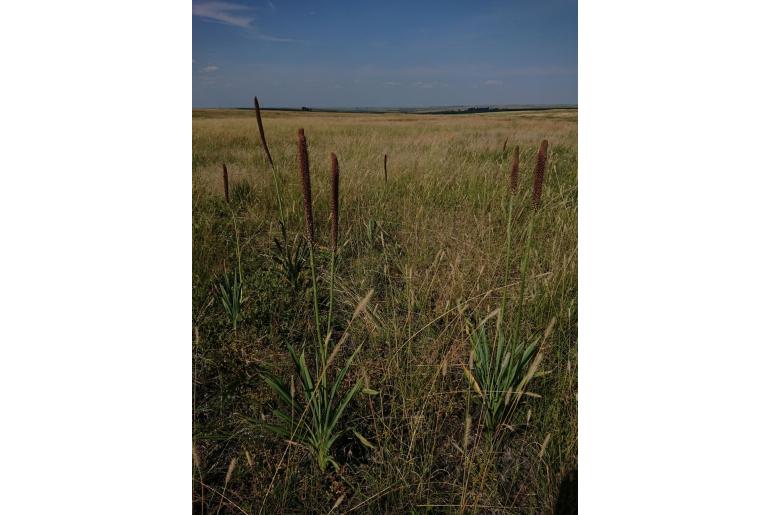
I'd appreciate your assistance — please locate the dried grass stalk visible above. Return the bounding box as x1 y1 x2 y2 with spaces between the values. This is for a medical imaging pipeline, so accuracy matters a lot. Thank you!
222 163 230 203
253 96 274 166
216 457 238 515
330 153 339 251
225 457 237 484
502 137 508 153
532 140 549 208
192 445 201 469
297 128 314 243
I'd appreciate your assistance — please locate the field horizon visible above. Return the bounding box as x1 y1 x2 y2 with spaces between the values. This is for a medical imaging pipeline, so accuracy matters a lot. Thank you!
193 105 578 115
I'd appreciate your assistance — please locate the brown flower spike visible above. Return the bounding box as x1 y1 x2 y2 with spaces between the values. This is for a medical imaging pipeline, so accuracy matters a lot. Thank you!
254 96 274 166
532 140 549 209
330 153 339 252
509 145 520 193
222 163 230 203
383 153 388 182
297 128 314 243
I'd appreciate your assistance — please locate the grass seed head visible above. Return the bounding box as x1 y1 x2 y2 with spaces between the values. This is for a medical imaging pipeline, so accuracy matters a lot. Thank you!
297 128 314 243
192 444 201 469
225 457 237 484
464 414 472 450
533 139 549 208
330 152 340 251
383 153 388 182
253 96 274 166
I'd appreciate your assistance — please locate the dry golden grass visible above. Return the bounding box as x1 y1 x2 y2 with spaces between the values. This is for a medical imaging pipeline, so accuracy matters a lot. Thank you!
193 108 577 513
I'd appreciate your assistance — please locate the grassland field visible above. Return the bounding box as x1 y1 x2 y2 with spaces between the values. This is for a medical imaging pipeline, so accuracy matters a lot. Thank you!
193 108 577 513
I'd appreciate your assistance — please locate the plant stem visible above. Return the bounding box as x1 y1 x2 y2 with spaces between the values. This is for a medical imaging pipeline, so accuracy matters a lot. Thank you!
231 207 242 332
500 193 516 323
512 216 534 347
268 161 287 230
327 249 335 337
308 243 324 384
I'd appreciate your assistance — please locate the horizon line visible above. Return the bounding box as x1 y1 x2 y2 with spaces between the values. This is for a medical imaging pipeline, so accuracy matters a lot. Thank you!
192 103 578 111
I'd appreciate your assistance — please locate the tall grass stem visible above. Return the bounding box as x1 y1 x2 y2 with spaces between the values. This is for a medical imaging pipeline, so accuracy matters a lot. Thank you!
512 216 534 346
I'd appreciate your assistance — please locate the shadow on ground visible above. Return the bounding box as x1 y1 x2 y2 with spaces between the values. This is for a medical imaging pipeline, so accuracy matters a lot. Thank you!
554 468 577 515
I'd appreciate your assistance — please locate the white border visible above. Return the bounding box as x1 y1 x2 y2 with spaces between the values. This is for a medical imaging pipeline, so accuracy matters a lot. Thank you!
2 1 770 512
1 0 190 512
580 0 770 512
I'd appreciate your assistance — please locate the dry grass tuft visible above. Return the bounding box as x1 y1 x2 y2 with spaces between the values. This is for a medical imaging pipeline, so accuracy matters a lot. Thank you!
192 108 577 514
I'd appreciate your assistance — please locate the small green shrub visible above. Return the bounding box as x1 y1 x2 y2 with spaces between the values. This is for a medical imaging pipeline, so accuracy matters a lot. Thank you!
216 266 247 331
261 343 364 472
271 221 308 293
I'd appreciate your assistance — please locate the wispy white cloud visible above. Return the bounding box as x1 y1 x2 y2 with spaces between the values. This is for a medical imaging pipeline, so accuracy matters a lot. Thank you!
413 81 446 89
267 1 276 12
354 64 575 81
200 65 219 73
194 2 301 42
383 81 401 87
484 79 503 86
498 66 576 77
256 33 299 42
192 2 254 28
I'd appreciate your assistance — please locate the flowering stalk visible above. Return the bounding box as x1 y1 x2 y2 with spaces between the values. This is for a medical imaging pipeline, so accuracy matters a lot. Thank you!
253 96 274 167
330 153 339 252
383 153 388 182
222 163 230 203
509 145 520 194
533 140 549 209
297 128 323 352
297 129 314 244
328 152 339 334
254 96 286 229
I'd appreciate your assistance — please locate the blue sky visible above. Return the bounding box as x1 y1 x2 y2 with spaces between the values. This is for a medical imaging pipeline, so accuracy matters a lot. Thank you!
193 0 577 108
